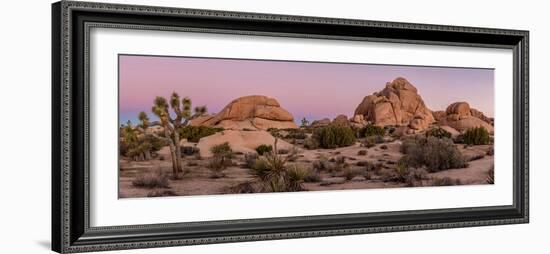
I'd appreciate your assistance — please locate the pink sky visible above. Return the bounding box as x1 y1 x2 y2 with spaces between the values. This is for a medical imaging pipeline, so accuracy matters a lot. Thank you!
119 55 494 124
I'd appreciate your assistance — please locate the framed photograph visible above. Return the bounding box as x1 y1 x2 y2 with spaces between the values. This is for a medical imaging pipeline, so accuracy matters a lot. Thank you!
52 1 529 253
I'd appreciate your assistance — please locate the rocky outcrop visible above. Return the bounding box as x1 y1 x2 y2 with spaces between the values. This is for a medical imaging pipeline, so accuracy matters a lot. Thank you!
311 118 331 128
196 130 294 157
145 125 165 135
432 110 447 122
354 77 435 131
190 95 298 130
332 114 350 126
438 102 493 134
350 114 367 128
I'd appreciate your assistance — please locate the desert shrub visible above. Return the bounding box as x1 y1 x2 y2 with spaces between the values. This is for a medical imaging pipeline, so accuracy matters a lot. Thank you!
227 181 258 194
432 177 462 186
425 127 452 139
285 147 301 162
313 125 357 149
303 137 320 150
178 125 223 143
208 142 233 177
356 161 369 167
244 153 258 169
357 150 368 156
304 168 322 183
132 171 170 189
385 126 397 135
210 142 233 157
343 168 361 180
147 189 176 197
362 135 384 148
312 156 330 171
181 146 200 156
145 134 168 151
399 136 467 172
255 144 273 155
358 124 386 137
462 127 491 145
285 129 307 139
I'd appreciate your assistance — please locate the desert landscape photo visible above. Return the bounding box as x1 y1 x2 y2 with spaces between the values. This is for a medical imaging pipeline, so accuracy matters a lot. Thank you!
118 55 495 198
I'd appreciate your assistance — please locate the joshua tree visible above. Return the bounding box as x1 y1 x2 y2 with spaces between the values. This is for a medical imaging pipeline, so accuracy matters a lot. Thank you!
138 111 150 129
121 120 151 161
193 105 208 118
300 117 309 128
151 92 192 178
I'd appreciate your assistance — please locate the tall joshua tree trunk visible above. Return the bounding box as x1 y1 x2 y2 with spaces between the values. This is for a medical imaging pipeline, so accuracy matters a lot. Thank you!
162 125 180 177
173 129 183 173
151 92 200 179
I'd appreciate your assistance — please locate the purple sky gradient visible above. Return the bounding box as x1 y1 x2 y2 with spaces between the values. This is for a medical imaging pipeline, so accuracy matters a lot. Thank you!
119 55 494 125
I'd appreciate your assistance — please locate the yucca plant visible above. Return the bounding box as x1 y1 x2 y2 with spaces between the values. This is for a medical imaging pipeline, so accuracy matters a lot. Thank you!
250 139 306 192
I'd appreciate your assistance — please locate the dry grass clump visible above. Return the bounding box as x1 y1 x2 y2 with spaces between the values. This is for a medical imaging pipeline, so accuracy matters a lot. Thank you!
432 177 462 186
132 170 170 189
362 135 384 148
146 189 176 197
208 142 233 178
343 168 361 180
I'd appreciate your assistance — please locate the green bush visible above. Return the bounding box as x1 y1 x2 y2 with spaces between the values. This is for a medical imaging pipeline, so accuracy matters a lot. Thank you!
255 144 273 155
208 142 233 176
178 125 223 143
358 124 386 137
303 137 320 150
425 127 452 139
312 125 356 149
463 127 491 145
210 142 233 157
284 129 307 139
399 136 467 172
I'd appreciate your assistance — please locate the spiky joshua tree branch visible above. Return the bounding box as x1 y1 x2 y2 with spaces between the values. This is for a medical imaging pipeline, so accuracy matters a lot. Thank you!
149 92 195 178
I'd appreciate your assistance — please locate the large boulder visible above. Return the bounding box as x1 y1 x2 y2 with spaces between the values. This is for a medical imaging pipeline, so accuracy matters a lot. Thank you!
332 114 350 126
354 77 435 130
446 102 472 117
192 95 298 131
470 108 494 125
439 102 493 134
196 130 294 157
